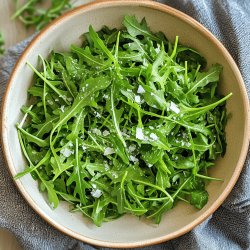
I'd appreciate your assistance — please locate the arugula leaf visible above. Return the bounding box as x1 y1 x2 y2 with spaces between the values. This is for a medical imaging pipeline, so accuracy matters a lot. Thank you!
12 0 72 30
66 141 89 205
37 170 59 209
0 32 4 55
191 64 222 91
190 190 209 209
123 15 161 42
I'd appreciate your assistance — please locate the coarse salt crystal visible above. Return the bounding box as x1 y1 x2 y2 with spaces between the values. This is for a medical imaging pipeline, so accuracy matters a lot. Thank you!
136 127 144 140
60 105 65 113
92 128 102 136
135 95 141 104
60 148 74 158
137 85 145 94
129 155 138 163
104 147 115 156
150 133 158 141
48 100 53 105
147 163 153 168
170 101 180 114
155 47 161 53
112 172 118 178
94 111 101 118
82 145 87 151
149 126 154 130
102 130 110 136
91 189 102 198
104 163 110 171
128 144 136 152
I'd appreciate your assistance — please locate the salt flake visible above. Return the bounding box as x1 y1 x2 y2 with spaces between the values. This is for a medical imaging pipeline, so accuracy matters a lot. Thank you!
137 85 145 94
91 189 102 198
129 155 138 163
135 95 141 104
155 47 161 53
128 144 136 153
60 148 74 158
92 128 102 136
60 105 65 113
136 127 144 140
104 147 115 156
104 163 110 171
150 133 158 141
94 111 101 118
170 101 180 114
102 130 110 136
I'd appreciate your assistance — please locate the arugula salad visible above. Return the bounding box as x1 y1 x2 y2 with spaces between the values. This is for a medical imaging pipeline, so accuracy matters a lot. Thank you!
16 15 231 226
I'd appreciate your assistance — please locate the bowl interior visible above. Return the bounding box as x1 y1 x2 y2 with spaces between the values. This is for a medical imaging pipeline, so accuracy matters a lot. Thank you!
2 1 249 247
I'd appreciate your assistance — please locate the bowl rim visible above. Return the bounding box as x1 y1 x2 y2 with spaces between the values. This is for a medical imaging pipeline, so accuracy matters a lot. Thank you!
1 0 250 248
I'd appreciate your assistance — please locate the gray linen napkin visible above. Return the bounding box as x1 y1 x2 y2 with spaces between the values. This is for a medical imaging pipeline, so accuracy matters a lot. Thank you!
0 1 249 249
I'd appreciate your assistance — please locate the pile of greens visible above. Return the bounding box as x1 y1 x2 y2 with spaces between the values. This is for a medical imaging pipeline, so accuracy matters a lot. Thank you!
12 0 72 30
16 15 231 226
0 32 4 55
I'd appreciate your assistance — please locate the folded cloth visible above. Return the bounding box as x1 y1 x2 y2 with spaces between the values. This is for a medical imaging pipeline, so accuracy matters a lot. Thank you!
0 1 249 249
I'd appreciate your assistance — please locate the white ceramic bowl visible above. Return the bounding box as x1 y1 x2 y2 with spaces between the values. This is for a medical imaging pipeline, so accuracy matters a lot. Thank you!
1 0 249 248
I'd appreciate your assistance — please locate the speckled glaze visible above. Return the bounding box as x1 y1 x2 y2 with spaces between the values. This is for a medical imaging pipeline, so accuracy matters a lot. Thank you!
1 1 249 248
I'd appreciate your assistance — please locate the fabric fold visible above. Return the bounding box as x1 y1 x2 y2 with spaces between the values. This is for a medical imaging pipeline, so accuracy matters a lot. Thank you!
0 1 249 249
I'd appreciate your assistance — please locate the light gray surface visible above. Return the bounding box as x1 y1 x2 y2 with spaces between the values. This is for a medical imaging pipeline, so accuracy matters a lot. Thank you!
0 1 249 249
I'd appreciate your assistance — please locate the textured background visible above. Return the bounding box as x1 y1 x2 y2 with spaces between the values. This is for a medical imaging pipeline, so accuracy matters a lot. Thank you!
0 0 249 250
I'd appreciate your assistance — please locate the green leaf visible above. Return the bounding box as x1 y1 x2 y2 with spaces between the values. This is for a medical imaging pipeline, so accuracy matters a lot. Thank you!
66 141 90 205
12 0 72 31
123 15 161 42
71 45 106 67
0 32 4 55
17 125 49 147
92 198 110 226
89 25 115 61
190 190 209 209
187 64 222 95
36 170 59 209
